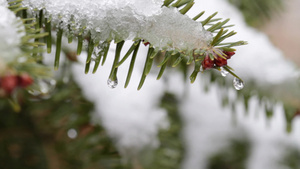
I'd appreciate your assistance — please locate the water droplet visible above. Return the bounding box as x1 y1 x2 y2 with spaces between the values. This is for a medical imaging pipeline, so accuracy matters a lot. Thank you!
107 78 118 89
28 79 56 99
95 27 101 33
200 65 204 72
67 128 78 139
233 77 244 90
220 67 228 77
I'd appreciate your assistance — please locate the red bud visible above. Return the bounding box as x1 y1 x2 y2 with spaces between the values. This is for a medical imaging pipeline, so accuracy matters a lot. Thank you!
0 75 18 94
214 56 227 67
18 73 34 88
223 51 235 59
202 56 214 70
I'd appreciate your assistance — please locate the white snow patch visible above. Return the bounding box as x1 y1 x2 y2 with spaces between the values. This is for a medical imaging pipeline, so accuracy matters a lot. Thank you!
22 0 212 51
72 43 169 156
0 6 25 65
0 0 7 7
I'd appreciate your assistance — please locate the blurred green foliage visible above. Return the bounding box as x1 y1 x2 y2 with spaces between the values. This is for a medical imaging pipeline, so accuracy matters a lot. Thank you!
147 92 185 169
228 0 284 27
0 79 126 169
207 137 251 169
280 147 300 169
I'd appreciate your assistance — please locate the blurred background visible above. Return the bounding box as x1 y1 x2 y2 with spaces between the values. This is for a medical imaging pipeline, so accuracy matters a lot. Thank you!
0 0 300 169
258 0 300 66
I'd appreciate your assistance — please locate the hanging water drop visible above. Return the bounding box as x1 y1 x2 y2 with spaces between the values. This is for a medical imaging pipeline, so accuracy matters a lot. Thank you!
107 78 118 89
233 77 244 90
220 67 229 77
28 79 57 99
200 65 204 72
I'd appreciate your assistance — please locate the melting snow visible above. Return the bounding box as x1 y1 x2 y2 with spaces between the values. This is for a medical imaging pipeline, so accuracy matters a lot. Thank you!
22 0 212 51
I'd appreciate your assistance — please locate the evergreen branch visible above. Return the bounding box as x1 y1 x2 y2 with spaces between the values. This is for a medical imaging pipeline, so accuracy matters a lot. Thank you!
157 63 168 80
201 12 218 26
211 28 224 46
163 0 176 7
124 40 141 88
215 31 237 45
176 0 194 8
179 0 194 14
101 41 111 66
223 66 243 82
15 0 247 90
77 35 83 55
116 40 140 67
45 18 52 53
193 11 205 21
109 41 125 81
138 47 154 90
85 36 95 74
93 41 111 73
228 0 284 26
54 28 63 70
207 19 230 32
190 61 201 83
158 51 172 67
172 54 183 67
0 2 51 107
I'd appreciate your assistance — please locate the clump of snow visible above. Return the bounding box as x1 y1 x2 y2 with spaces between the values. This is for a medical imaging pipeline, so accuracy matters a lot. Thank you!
22 0 212 51
0 0 8 7
0 5 25 72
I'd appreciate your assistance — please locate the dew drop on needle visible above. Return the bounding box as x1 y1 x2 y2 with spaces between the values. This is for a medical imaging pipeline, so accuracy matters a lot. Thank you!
107 78 118 89
233 77 244 90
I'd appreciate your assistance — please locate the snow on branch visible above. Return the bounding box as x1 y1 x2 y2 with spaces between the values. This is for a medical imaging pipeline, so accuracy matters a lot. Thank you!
7 0 246 91
22 0 213 50
0 4 24 70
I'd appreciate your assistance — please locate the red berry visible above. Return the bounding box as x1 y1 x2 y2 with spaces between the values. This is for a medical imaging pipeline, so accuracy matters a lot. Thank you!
223 51 235 59
18 73 33 88
0 75 18 94
214 56 227 67
202 56 214 70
